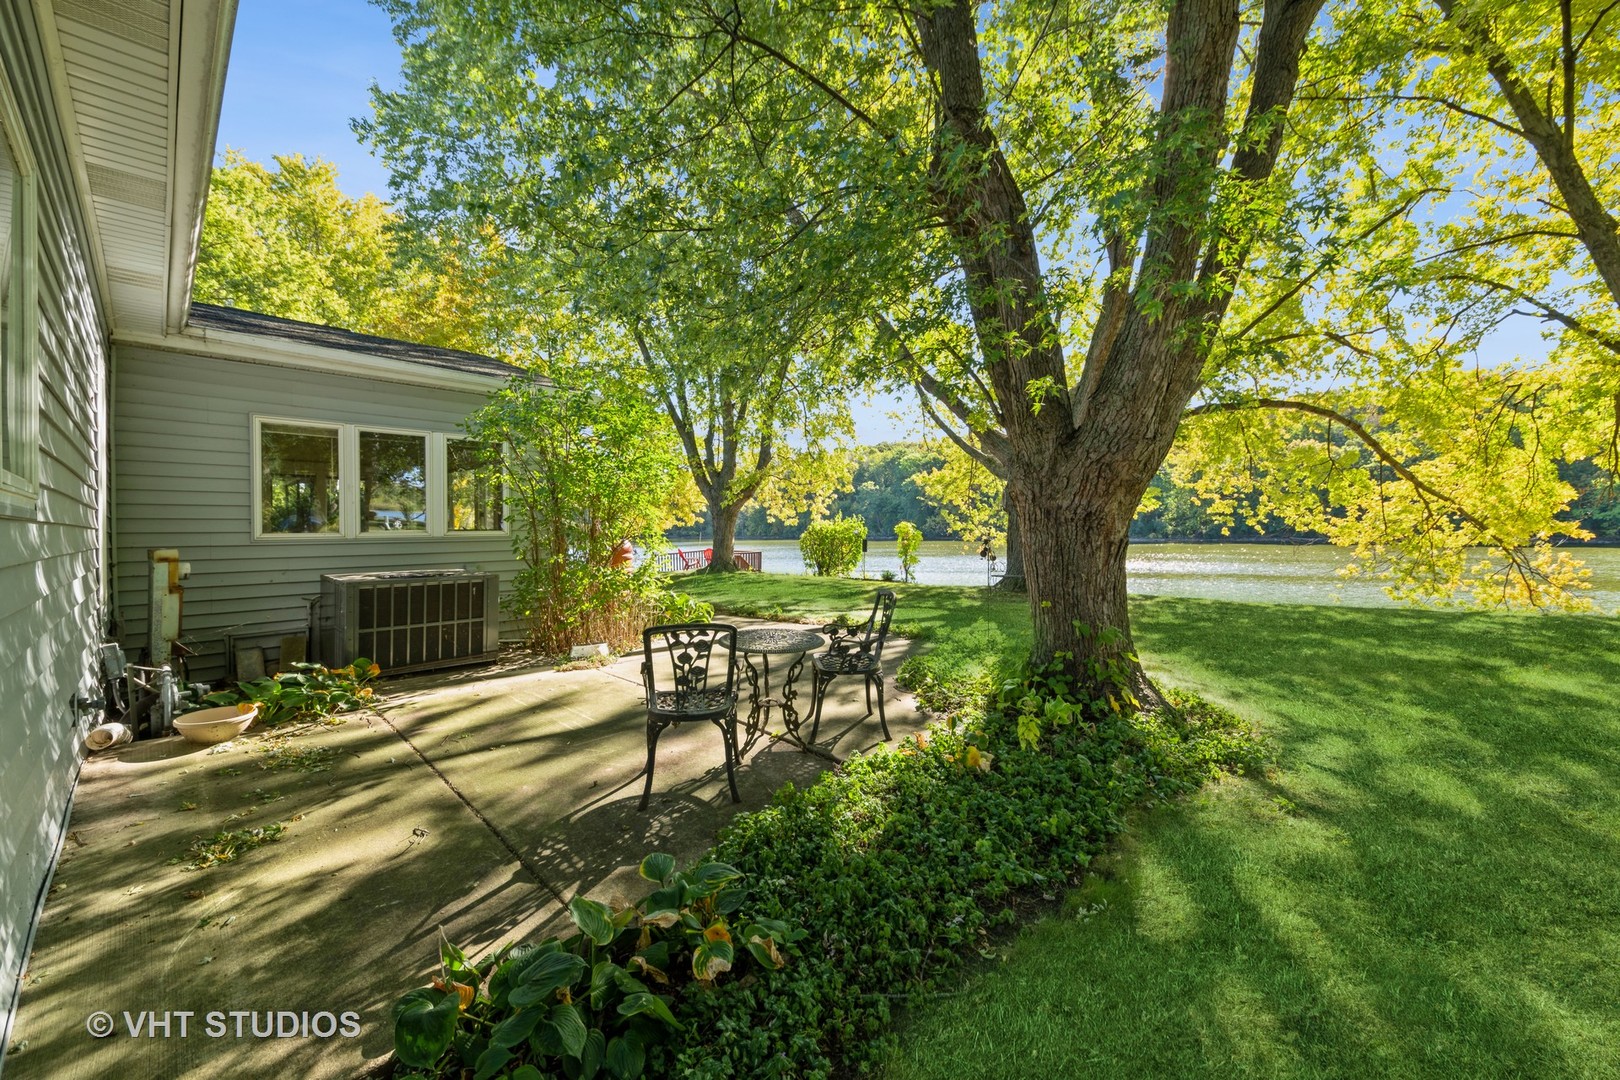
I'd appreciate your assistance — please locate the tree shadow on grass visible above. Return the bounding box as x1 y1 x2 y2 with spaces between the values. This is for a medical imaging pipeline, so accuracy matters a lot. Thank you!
888 597 1620 1079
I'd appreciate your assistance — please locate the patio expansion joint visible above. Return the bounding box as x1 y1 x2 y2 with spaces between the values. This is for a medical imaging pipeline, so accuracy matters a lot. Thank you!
371 705 569 906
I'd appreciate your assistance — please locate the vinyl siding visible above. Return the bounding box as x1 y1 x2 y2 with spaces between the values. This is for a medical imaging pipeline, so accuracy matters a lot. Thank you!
111 345 523 682
0 0 111 1040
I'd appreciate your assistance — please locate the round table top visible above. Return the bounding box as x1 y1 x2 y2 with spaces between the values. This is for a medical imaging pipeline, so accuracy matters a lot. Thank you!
735 627 824 655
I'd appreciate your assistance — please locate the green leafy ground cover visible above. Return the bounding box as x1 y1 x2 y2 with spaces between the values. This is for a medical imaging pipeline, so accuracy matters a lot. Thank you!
685 576 1620 1078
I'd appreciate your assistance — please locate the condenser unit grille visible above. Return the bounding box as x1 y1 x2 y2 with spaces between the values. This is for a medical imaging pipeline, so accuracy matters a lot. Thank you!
322 570 500 675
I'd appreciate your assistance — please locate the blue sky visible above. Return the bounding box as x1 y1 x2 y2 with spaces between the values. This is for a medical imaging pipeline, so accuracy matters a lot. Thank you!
216 0 399 200
213 0 913 444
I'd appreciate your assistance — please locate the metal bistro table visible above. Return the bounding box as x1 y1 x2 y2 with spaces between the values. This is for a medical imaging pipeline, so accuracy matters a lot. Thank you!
734 627 831 757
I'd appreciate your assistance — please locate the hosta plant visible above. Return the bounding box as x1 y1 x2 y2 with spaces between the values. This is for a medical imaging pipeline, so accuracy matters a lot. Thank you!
199 659 380 725
392 853 803 1079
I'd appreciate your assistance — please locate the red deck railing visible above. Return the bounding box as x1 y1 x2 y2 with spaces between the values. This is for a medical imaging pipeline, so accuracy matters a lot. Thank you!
656 547 763 573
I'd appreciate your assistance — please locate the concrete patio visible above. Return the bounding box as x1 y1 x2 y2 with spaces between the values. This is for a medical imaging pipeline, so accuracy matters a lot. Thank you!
4 622 924 1079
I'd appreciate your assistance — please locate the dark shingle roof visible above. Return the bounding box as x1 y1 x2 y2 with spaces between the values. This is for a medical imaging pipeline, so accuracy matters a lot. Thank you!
187 303 527 380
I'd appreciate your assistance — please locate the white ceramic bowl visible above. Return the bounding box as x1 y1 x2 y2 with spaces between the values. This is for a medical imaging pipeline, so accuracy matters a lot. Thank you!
173 704 260 744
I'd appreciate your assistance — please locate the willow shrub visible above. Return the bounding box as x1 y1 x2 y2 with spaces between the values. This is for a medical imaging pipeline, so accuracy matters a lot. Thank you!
465 376 707 654
894 520 922 582
799 516 867 577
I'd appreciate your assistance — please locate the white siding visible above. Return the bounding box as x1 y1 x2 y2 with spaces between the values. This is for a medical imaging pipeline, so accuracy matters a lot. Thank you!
111 346 523 681
0 0 111 1038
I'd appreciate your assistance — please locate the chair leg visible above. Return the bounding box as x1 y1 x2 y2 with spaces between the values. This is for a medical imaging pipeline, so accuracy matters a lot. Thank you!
864 676 872 716
810 670 827 743
638 721 663 811
875 673 890 741
721 713 740 804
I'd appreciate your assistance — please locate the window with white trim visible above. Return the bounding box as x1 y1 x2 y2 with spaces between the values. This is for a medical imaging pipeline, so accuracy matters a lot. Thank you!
0 79 38 513
260 421 341 534
253 417 504 539
447 437 504 532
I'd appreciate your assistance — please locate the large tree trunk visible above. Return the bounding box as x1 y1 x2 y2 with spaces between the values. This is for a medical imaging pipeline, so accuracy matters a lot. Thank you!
1009 472 1133 673
702 498 743 573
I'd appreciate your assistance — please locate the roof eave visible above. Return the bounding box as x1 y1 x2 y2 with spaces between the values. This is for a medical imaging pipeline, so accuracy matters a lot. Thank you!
115 324 514 394
164 0 238 336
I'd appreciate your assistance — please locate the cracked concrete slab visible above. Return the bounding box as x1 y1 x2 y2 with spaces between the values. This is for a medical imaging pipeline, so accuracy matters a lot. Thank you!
5 622 923 1078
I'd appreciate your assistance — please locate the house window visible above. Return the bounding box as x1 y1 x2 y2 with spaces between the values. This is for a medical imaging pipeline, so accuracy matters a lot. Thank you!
360 430 427 532
0 83 38 513
260 422 341 534
252 418 505 539
447 438 503 532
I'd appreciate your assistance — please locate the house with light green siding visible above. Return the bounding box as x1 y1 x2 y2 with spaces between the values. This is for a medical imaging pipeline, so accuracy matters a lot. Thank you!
111 304 527 682
0 2 527 1056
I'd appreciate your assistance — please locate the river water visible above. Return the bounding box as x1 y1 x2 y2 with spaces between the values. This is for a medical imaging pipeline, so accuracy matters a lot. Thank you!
673 539 1620 612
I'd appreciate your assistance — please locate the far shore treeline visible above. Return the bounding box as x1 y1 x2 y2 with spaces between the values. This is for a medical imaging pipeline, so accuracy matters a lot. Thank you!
665 442 1620 545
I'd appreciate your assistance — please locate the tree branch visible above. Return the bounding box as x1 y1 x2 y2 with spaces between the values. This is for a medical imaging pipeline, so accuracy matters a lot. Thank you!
875 311 1011 461
714 10 890 138
915 387 1000 472
1226 187 1444 344
1434 272 1620 356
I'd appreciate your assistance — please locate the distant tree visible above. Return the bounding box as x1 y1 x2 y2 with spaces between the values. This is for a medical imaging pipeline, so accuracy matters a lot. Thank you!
835 444 946 539
894 521 923 582
672 442 945 541
195 150 506 351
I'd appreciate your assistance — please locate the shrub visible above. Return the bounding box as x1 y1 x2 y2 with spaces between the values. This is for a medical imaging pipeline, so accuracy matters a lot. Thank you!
894 622 1014 726
391 855 804 1079
466 375 699 654
799 517 866 576
894 520 922 582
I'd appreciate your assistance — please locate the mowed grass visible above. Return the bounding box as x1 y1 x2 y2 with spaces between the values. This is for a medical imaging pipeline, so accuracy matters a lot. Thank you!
685 574 1620 1078
676 570 1031 644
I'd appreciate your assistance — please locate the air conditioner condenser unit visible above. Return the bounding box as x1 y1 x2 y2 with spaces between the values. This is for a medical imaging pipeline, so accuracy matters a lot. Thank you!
320 570 500 675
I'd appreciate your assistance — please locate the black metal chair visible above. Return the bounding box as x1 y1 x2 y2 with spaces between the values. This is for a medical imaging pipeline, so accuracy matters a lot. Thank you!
638 623 741 811
808 589 898 743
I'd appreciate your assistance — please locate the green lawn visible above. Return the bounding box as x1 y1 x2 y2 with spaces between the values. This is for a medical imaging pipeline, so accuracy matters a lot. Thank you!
684 573 1620 1078
677 571 1032 644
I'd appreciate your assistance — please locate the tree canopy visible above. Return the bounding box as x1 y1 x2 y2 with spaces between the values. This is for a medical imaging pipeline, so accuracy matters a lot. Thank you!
194 149 516 352
356 0 1620 688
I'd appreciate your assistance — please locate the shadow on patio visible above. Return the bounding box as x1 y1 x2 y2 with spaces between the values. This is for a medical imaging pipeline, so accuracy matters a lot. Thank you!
5 620 924 1079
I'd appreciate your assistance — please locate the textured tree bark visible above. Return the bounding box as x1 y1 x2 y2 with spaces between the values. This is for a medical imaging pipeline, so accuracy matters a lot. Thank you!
702 499 743 574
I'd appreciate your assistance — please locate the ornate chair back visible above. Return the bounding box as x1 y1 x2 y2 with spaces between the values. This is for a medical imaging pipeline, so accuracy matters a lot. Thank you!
641 623 737 714
827 589 897 664
861 589 899 657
